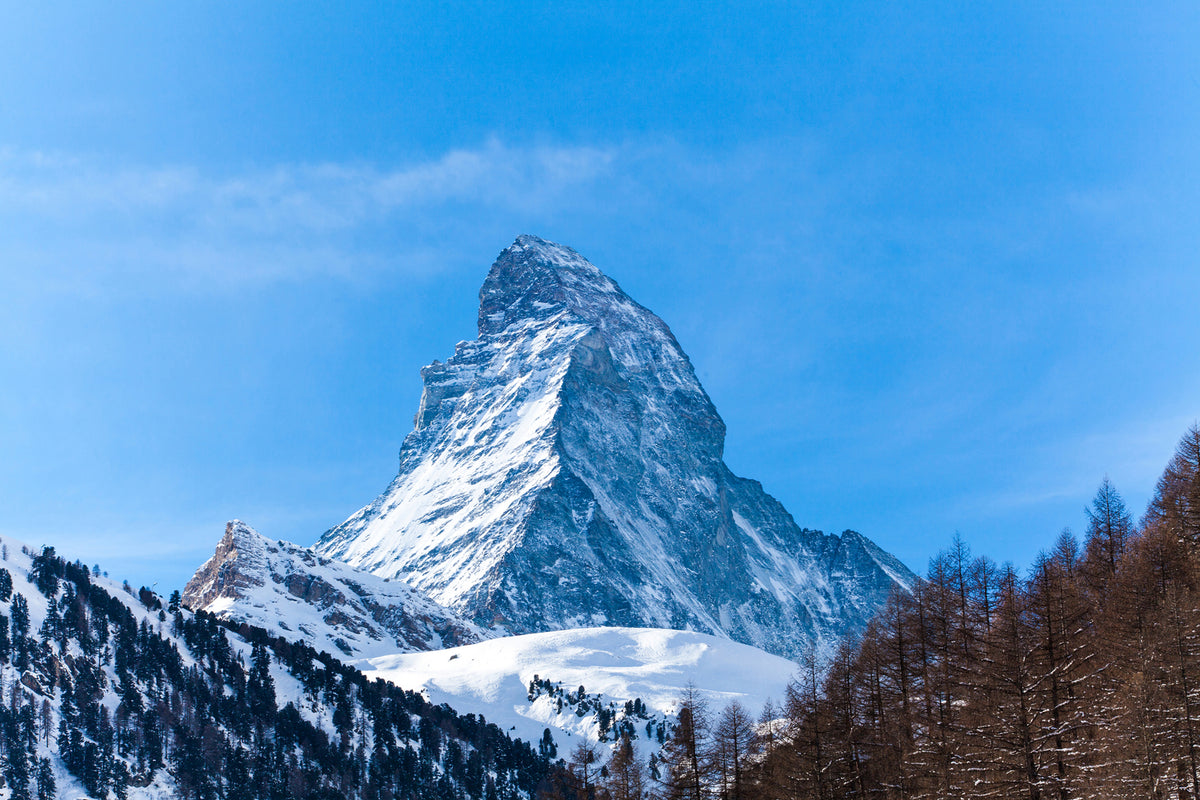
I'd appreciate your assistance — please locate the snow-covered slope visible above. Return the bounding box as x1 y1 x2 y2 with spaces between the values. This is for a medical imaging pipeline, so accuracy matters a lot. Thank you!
362 626 797 752
317 235 915 660
183 520 487 658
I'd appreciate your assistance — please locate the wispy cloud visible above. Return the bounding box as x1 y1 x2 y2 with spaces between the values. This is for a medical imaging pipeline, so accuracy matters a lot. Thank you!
0 140 619 290
0 140 618 221
0 134 859 305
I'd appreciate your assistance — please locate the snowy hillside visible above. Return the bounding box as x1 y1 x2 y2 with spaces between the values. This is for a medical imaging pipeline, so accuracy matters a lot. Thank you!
183 520 488 658
362 626 798 754
0 535 182 800
0 532 561 800
317 234 915 660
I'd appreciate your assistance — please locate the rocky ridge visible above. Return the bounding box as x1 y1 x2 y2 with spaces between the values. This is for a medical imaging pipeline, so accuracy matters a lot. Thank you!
184 520 486 658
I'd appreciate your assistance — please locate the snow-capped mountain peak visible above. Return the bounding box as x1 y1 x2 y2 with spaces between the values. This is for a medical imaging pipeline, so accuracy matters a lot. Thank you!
477 234 623 335
316 236 915 660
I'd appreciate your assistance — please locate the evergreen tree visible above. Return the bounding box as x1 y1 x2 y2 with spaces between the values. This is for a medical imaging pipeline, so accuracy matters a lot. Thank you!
1084 476 1133 590
11 592 30 670
539 728 557 760
606 734 646 800
658 686 711 800
40 596 61 643
35 758 55 800
710 702 753 800
29 546 59 597
248 641 277 721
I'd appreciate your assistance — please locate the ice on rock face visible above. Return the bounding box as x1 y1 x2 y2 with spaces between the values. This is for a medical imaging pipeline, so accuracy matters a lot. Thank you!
316 235 915 660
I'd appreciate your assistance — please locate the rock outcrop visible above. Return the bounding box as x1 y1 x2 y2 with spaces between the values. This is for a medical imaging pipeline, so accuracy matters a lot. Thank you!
184 520 486 658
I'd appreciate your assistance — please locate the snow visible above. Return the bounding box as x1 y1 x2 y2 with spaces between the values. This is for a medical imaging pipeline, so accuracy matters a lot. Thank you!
361 626 798 750
320 313 592 607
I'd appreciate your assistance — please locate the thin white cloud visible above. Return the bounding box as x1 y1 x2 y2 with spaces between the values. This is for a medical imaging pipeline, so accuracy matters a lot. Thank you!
0 140 616 222
0 140 620 290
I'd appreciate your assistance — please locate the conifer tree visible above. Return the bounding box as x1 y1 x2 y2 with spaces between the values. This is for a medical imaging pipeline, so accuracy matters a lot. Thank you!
1025 533 1095 800
1083 477 1133 592
607 734 647 800
1147 425 1200 544
10 592 30 670
710 702 753 800
35 757 54 800
568 739 600 799
29 546 59 597
658 686 711 800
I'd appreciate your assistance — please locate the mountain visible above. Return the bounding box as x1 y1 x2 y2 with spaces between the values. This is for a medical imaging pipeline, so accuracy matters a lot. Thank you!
316 235 914 660
182 519 487 659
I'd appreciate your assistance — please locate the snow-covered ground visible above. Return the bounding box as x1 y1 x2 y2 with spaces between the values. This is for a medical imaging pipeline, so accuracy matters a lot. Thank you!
360 626 798 751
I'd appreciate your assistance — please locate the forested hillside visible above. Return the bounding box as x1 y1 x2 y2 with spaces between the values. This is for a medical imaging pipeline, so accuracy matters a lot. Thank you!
0 540 562 800
608 425 1200 800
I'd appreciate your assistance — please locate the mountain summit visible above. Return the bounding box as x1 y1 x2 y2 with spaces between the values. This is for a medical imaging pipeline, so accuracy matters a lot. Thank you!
316 235 913 659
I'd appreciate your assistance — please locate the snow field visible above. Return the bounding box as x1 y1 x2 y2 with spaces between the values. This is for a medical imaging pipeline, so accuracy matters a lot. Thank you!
361 626 799 752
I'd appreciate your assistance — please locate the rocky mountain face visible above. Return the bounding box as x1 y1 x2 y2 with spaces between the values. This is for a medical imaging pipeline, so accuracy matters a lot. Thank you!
183 520 486 658
315 235 914 661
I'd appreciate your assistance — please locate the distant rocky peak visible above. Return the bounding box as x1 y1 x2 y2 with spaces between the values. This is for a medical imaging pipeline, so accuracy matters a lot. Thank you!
477 235 627 336
224 518 257 544
184 520 487 658
184 519 330 612
224 519 294 559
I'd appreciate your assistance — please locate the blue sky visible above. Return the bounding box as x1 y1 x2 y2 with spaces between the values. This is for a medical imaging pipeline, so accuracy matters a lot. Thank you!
2 1 1198 594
